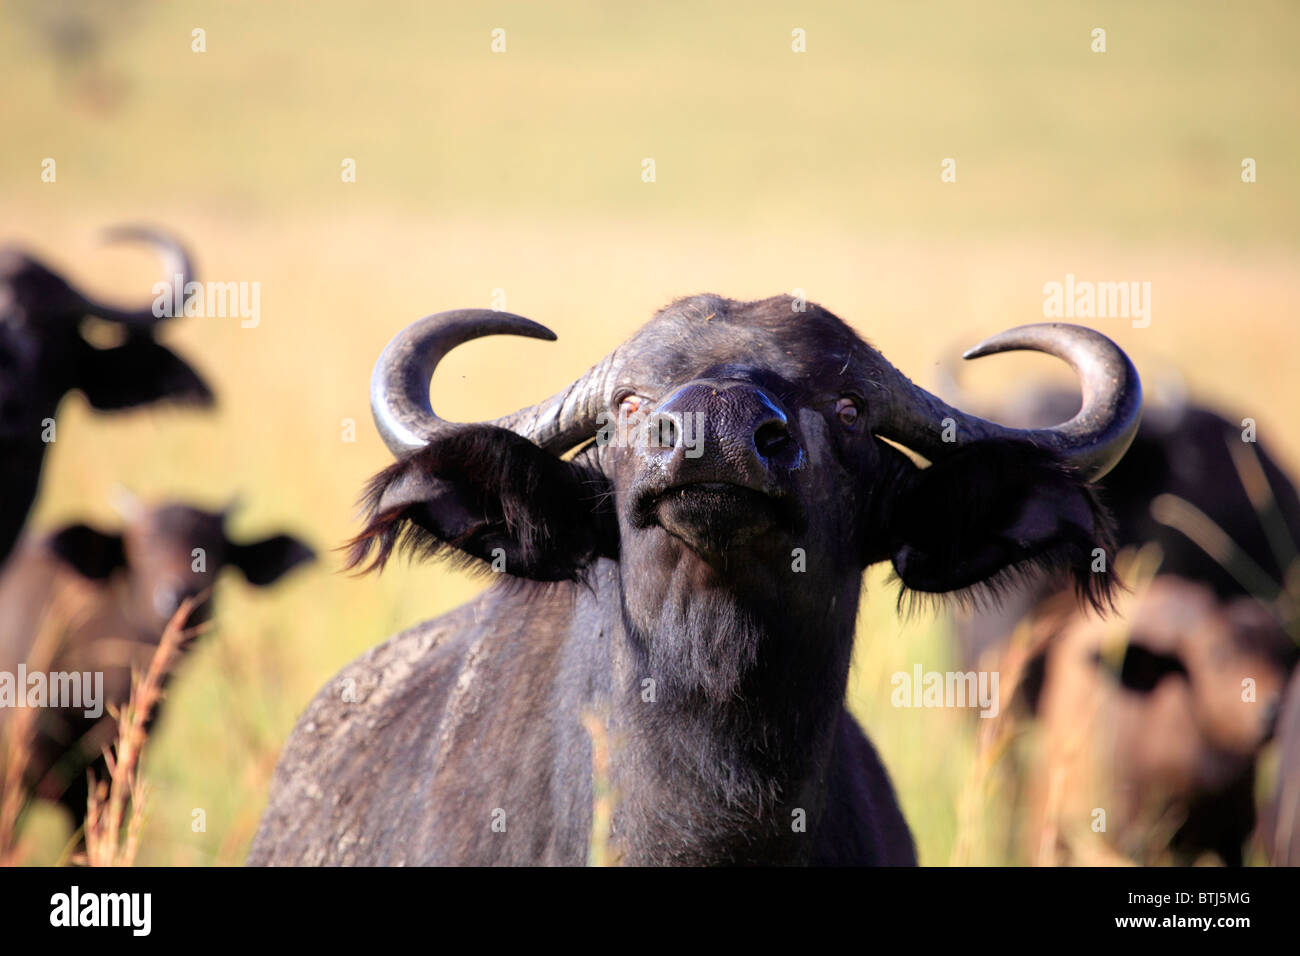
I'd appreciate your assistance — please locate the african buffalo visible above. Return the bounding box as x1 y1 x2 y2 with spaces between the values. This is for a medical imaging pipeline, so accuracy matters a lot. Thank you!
249 296 1140 866
0 493 314 829
0 228 212 568
1020 576 1292 865
949 386 1300 864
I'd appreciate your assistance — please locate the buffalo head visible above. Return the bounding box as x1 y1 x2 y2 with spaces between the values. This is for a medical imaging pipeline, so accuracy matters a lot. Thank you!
0 493 314 826
0 226 211 412
349 295 1139 699
0 228 213 566
46 493 315 633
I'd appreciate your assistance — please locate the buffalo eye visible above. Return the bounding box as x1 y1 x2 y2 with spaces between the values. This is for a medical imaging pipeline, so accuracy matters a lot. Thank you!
619 393 649 419
835 397 860 427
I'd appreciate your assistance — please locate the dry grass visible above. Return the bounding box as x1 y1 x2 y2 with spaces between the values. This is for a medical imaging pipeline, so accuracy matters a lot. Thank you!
0 580 99 865
582 711 619 867
1 594 201 868
976 442 1300 868
78 599 203 867
0 637 49 865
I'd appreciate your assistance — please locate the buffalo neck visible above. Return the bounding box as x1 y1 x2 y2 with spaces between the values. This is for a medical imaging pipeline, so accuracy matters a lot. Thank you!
573 558 863 864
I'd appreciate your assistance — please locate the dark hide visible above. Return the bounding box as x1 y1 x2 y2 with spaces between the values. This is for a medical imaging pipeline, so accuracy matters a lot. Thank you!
347 427 615 582
884 440 1113 611
249 294 1121 866
0 502 313 830
0 247 212 568
966 390 1300 865
1020 576 1291 866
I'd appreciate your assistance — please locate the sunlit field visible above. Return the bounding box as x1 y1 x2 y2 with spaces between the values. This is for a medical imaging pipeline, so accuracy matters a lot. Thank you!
2 0 1298 865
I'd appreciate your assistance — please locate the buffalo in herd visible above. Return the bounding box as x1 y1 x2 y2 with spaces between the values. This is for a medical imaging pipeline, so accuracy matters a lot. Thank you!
2 231 1297 866
0 492 313 829
0 228 212 567
0 231 312 843
949 385 1300 864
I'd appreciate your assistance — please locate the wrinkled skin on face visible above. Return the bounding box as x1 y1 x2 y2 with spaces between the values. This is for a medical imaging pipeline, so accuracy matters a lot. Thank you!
600 303 892 701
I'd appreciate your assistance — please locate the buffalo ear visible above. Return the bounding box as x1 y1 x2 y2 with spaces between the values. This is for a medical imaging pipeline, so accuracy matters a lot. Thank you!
78 332 214 411
885 439 1115 610
49 524 126 580
347 426 610 582
228 534 316 587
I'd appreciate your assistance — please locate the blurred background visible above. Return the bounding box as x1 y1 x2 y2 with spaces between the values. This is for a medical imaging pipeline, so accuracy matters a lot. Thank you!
2 0 1297 864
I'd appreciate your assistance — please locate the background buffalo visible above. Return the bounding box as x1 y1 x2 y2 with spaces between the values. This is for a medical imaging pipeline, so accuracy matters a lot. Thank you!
0 228 211 567
943 388 1300 864
2 3 1297 863
0 494 313 835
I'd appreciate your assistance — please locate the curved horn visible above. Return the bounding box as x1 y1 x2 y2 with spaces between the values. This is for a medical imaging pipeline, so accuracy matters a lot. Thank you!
873 323 1142 482
78 226 195 326
370 310 620 457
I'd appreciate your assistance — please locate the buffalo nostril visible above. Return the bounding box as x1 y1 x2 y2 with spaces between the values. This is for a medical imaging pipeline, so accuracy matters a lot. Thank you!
754 420 793 460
